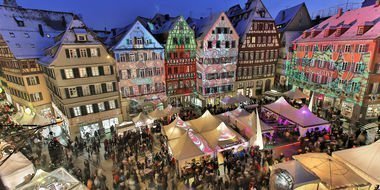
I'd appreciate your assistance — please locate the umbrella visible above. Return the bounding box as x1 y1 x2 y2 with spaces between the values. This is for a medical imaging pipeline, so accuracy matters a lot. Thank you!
293 153 369 189
221 96 239 105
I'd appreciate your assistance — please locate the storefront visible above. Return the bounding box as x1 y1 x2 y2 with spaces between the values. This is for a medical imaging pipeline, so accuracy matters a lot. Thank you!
102 117 119 133
366 104 380 119
80 122 100 139
341 101 354 118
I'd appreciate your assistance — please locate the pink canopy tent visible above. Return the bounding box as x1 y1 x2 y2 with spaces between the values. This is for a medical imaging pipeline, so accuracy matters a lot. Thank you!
263 97 330 136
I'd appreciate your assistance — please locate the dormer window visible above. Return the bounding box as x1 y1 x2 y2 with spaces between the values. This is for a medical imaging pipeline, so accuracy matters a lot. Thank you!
335 28 342 37
357 26 364 35
14 16 24 27
77 34 87 42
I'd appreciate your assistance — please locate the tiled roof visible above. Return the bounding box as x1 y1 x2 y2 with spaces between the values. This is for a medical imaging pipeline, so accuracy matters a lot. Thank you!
0 5 73 59
275 3 304 32
295 4 380 43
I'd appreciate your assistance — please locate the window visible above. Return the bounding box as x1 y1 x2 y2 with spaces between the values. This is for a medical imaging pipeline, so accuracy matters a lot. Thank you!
232 41 236 48
136 38 143 44
98 102 105 112
86 105 93 114
225 41 230 48
79 68 87 77
65 69 74 79
31 92 42 102
208 41 212 49
342 62 349 71
80 49 87 57
221 16 224 20
129 86 134 95
357 44 368 53
91 67 99 76
344 45 352 53
216 41 221 48
24 33 30 38
83 86 90 96
109 100 116 109
69 49 78 58
9 32 15 38
104 66 111 75
217 28 222 34
68 87 78 98
354 63 361 73
26 76 39 86
106 82 113 92
357 27 364 35
77 35 87 41
90 48 98 57
73 107 81 116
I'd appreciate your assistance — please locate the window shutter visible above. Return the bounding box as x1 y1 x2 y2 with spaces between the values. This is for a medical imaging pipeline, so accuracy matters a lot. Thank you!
104 101 110 110
77 87 83 97
110 66 114 75
98 66 104 75
76 49 81 58
39 92 43 100
89 85 95 95
101 83 107 93
36 76 40 84
115 100 119 108
65 49 70 58
93 103 99 113
87 48 91 57
97 48 101 57
65 88 70 98
73 68 80 78
112 82 116 92
60 69 66 79
69 108 75 118
80 106 87 115
86 67 93 77
30 94 34 102
26 77 31 85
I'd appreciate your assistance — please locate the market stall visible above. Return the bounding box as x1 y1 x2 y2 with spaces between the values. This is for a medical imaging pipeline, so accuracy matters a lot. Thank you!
0 152 35 189
148 107 168 120
332 140 380 185
262 98 330 136
17 167 86 190
271 160 320 190
162 116 190 140
293 153 370 190
221 96 239 105
283 88 309 100
132 113 153 127
187 110 222 133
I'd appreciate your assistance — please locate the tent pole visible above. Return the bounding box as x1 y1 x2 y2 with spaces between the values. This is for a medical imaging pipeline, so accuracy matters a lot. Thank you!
317 183 319 190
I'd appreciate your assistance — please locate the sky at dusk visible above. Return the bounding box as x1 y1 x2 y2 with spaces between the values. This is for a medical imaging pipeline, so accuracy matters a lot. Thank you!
15 0 364 30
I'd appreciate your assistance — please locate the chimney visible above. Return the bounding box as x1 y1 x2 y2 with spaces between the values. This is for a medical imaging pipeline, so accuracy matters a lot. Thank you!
165 14 170 21
337 8 343 17
38 24 44 37
111 29 116 37
61 16 67 28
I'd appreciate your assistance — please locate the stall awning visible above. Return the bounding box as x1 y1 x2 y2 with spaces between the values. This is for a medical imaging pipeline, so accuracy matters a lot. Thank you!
163 117 190 140
187 110 222 133
283 88 309 99
263 97 329 128
332 140 380 185
293 153 369 189
0 152 35 189
272 160 320 188
167 132 208 161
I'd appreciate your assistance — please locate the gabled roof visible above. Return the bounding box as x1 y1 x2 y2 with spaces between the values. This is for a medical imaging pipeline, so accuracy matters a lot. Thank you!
227 0 273 40
226 4 244 17
153 16 182 34
0 5 73 59
39 18 102 66
275 3 306 32
187 12 221 39
362 0 377 7
295 4 380 43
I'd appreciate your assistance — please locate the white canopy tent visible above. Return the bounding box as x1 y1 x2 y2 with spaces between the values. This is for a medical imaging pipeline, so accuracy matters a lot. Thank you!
18 167 86 190
164 105 181 116
332 140 380 185
283 88 309 99
132 113 153 127
294 153 370 190
0 152 35 189
148 107 167 120
187 110 222 133
271 160 320 189
162 117 190 140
